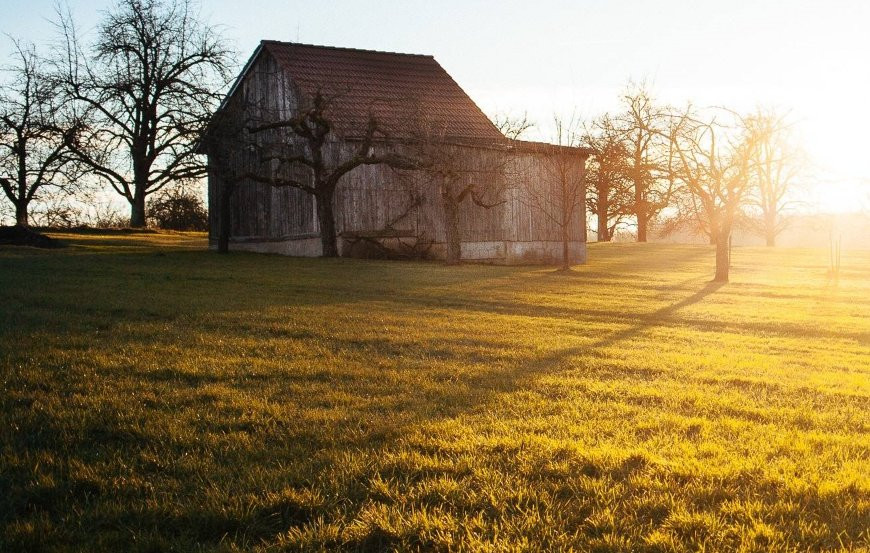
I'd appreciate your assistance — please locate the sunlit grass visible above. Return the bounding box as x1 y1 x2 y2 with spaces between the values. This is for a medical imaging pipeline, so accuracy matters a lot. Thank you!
1 232 868 551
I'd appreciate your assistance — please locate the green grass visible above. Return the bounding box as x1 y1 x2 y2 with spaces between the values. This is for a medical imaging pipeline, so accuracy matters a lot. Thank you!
1 231 868 552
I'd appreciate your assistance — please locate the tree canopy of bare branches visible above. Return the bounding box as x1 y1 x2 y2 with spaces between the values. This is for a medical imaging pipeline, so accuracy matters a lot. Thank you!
53 0 234 227
744 108 804 246
0 38 80 227
583 114 634 241
613 84 680 242
492 112 534 140
669 108 755 282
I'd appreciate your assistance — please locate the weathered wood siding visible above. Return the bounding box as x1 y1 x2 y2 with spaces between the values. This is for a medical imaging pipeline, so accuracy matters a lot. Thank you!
505 151 586 243
208 48 318 241
333 143 509 244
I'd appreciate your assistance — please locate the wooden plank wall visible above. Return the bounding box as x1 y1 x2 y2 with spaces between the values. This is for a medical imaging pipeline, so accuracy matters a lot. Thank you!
332 143 510 244
208 49 320 240
505 151 586 242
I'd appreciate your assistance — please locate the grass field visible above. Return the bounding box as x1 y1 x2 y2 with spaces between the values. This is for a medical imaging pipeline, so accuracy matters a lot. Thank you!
1 232 868 552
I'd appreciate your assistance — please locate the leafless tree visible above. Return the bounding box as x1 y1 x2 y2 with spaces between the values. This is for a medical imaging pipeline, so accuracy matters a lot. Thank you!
53 0 234 227
616 84 679 242
492 111 534 140
583 114 634 241
669 108 755 282
744 108 804 246
0 39 80 227
519 117 587 270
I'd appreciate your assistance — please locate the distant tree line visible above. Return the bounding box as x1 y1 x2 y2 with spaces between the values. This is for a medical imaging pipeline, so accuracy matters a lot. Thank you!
582 84 805 251
578 83 806 280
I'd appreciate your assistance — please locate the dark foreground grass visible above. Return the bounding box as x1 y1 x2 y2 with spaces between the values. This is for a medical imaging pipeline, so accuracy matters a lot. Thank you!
1 232 868 552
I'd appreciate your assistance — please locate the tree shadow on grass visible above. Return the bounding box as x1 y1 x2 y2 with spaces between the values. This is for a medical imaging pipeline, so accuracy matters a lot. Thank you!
592 281 726 350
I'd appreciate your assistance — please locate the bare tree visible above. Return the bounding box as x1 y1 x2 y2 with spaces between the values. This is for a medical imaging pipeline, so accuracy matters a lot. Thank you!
519 118 587 270
616 84 679 242
583 114 633 241
744 108 804 246
53 0 234 227
492 112 534 140
0 39 79 227
669 109 754 282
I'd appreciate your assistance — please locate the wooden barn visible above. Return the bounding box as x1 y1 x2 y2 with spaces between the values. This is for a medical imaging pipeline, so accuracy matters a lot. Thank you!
205 41 592 264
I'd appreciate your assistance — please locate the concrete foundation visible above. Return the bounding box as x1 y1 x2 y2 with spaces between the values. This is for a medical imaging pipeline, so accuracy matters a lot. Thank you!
223 236 323 257
505 240 586 265
214 236 586 266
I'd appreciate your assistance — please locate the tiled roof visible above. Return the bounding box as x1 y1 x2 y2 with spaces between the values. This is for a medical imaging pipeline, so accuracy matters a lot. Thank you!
258 41 506 144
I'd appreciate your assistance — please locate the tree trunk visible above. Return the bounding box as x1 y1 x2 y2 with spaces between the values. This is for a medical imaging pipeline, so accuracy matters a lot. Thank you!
764 212 776 247
713 227 731 282
633 150 647 242
130 153 149 227
707 211 718 245
635 191 648 242
596 185 610 241
130 191 146 228
636 211 648 242
217 184 234 254
560 225 570 270
443 195 461 265
16 147 28 227
316 191 339 257
15 201 29 227
597 217 609 242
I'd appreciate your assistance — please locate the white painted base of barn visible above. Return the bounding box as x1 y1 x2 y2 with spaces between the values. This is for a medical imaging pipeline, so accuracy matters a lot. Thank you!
223 236 323 257
503 241 586 265
213 237 586 265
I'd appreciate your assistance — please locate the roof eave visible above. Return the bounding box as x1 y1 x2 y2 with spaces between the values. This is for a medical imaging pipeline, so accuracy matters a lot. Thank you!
216 42 266 114
509 139 595 157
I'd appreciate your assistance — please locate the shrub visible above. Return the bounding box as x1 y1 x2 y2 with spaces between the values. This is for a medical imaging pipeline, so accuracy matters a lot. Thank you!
147 187 208 231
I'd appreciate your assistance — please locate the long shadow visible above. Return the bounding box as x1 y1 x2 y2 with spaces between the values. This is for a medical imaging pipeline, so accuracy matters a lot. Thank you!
418 281 729 405
592 280 726 350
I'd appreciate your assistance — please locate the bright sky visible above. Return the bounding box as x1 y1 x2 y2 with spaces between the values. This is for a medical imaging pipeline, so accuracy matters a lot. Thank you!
3 0 868 213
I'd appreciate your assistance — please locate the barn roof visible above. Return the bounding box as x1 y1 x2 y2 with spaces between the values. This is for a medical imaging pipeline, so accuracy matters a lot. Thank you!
231 41 507 144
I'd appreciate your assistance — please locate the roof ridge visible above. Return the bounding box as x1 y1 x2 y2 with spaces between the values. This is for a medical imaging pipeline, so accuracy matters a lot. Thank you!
261 40 434 59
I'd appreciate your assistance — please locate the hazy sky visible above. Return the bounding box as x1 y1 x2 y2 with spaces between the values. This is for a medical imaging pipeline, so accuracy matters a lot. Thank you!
3 0 868 212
